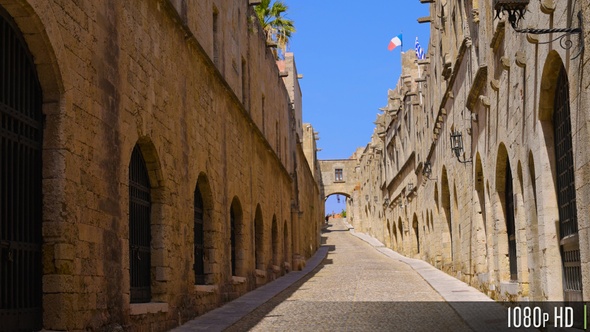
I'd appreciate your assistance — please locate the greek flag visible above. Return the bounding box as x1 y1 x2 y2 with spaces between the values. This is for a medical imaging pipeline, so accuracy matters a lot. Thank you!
415 37 425 60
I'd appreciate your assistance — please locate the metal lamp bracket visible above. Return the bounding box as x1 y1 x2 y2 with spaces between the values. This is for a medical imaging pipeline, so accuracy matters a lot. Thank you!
498 6 584 60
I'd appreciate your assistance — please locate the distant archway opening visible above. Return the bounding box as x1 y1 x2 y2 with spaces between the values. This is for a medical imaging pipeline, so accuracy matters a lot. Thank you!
324 192 350 219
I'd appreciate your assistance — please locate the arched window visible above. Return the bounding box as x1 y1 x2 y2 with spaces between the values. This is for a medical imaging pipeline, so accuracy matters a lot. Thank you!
553 66 582 301
441 167 453 261
283 221 289 270
194 186 205 284
230 198 243 277
230 208 237 276
272 216 278 266
0 8 43 330
505 160 517 281
129 145 151 303
254 206 264 270
412 215 420 254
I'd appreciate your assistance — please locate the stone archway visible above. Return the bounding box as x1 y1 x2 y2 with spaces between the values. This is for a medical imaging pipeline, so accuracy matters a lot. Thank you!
324 192 352 221
319 159 357 225
319 159 357 199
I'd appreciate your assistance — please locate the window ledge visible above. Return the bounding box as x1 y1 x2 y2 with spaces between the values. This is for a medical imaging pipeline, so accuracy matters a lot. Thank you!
255 269 266 278
499 281 519 295
130 302 169 316
232 276 247 285
194 285 217 294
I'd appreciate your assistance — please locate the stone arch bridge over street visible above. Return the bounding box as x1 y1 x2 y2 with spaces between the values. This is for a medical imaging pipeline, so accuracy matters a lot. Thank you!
319 159 358 202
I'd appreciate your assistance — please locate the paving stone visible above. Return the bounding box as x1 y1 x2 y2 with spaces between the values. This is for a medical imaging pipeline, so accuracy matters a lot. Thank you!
175 219 514 331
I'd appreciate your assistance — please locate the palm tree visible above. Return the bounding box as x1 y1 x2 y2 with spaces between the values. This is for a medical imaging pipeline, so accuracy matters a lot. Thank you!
254 0 295 59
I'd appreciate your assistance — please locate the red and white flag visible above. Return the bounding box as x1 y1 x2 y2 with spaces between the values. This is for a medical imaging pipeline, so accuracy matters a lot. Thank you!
388 34 403 51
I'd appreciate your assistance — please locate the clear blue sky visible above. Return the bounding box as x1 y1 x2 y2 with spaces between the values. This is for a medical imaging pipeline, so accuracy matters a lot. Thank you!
286 1 431 215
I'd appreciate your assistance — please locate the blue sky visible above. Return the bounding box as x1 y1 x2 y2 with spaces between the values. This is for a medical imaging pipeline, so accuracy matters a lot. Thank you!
286 1 431 215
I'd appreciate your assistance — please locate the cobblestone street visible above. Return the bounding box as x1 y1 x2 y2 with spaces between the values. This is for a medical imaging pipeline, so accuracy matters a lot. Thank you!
174 218 512 332
225 219 473 331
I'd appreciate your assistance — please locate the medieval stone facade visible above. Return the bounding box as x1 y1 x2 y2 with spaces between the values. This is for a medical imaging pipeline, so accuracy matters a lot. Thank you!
349 0 590 302
0 0 322 331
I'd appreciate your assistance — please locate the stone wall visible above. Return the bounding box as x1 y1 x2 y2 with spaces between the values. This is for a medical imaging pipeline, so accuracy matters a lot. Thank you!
350 0 590 302
0 0 322 330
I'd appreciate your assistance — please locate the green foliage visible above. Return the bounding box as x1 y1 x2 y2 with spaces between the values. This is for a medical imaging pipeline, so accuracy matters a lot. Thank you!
341 209 346 218
254 0 295 59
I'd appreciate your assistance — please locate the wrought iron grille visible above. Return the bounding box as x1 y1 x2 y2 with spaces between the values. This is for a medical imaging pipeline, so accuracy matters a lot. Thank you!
554 67 578 239
0 8 43 331
553 66 582 301
505 161 518 281
129 145 151 303
194 187 205 284
563 247 582 295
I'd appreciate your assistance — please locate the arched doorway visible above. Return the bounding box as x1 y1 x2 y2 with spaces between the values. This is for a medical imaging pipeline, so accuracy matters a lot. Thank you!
0 8 43 330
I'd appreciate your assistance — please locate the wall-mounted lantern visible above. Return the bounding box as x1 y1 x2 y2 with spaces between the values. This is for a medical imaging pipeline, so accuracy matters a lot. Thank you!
373 196 378 203
407 183 414 192
365 195 369 202
494 0 583 59
423 161 432 176
422 161 438 181
450 131 472 163
384 197 390 207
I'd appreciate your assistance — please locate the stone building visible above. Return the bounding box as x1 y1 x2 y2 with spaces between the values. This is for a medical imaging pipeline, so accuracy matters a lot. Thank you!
0 0 322 331
349 0 590 302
